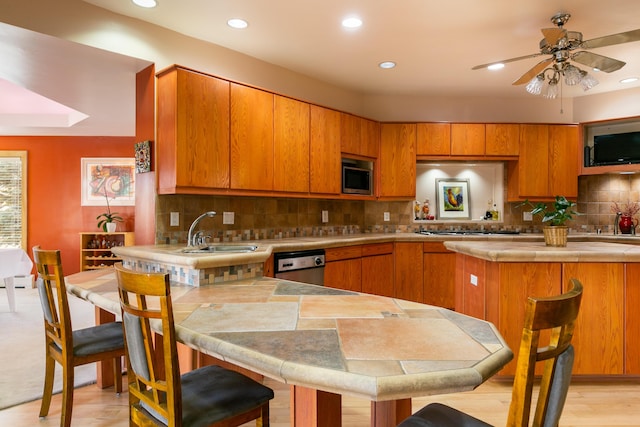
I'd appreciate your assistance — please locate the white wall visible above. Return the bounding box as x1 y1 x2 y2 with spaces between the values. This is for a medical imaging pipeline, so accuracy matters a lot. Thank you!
415 162 504 223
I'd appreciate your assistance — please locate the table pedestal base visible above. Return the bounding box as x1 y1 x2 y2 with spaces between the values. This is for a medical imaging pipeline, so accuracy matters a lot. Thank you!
290 385 412 427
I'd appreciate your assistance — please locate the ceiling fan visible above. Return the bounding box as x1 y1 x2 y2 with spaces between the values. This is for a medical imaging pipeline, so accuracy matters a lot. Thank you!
473 13 640 96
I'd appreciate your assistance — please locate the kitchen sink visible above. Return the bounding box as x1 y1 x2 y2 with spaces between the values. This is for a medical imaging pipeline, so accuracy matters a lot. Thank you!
179 244 258 254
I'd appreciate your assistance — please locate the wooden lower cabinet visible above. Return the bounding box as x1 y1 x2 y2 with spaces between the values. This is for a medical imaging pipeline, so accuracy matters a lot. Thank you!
325 244 394 295
325 246 362 292
455 255 628 377
361 243 394 298
394 243 423 302
422 242 455 309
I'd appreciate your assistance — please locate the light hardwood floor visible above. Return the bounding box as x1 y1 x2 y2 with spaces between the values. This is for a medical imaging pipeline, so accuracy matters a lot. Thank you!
2 376 640 426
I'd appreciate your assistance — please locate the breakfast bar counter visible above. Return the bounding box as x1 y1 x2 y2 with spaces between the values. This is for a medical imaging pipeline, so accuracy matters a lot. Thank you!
65 268 513 427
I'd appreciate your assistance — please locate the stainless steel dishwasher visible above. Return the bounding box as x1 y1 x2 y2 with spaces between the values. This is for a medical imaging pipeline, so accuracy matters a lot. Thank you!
274 249 325 286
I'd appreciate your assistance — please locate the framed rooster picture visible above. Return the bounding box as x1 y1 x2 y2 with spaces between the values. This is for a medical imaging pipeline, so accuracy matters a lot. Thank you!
436 178 470 219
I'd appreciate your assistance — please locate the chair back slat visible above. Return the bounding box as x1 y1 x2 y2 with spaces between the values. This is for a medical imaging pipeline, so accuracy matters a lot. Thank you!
507 278 583 427
32 246 73 356
115 263 182 426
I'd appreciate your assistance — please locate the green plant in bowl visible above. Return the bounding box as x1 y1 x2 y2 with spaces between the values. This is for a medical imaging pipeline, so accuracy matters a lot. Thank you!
518 195 579 226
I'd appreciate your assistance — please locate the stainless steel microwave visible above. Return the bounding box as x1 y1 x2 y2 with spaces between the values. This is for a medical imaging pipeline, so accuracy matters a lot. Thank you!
342 165 372 195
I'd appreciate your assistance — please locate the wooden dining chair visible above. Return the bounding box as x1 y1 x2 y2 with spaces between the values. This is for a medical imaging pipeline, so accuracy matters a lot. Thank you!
398 278 583 427
114 263 274 427
32 246 124 427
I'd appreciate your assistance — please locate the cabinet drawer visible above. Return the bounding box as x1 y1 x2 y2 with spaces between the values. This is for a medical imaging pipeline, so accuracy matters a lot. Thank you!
325 246 362 261
361 243 394 257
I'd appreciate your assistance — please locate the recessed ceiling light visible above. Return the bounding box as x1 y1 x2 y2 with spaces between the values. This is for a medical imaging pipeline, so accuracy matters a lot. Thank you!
342 17 363 29
227 18 248 29
487 63 505 71
132 0 157 8
620 77 639 84
379 61 396 69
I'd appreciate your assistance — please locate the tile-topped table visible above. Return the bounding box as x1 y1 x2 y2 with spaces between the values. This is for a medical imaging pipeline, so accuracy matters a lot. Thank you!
65 268 513 427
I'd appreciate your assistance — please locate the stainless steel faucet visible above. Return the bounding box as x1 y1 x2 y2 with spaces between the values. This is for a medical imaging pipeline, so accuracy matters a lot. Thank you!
614 211 622 235
187 211 216 246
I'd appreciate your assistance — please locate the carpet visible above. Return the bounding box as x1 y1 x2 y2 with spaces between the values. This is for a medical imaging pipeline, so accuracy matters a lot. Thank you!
0 287 96 409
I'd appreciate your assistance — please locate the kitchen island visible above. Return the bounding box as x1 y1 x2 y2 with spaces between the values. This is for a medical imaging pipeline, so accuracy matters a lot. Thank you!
442 240 640 377
65 268 512 427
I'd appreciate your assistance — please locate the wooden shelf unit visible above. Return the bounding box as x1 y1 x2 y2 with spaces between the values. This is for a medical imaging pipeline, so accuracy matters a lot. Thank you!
80 232 134 271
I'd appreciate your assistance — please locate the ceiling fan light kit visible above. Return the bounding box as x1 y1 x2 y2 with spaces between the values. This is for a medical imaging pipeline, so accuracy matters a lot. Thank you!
474 12 640 98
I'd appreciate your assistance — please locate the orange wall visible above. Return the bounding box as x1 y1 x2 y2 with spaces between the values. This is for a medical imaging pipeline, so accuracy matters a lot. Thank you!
0 136 136 275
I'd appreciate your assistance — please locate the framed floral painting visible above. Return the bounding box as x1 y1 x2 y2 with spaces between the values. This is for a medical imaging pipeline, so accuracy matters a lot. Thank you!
81 157 135 206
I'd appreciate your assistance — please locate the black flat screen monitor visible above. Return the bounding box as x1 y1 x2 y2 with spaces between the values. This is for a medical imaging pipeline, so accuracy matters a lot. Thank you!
593 131 640 166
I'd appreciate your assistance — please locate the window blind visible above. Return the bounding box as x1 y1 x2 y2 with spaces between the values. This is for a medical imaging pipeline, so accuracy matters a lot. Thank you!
0 153 25 248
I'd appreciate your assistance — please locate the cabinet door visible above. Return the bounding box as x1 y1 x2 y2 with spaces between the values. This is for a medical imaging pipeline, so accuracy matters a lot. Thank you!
378 123 416 198
625 263 640 374
362 254 394 297
518 124 550 198
274 95 309 193
451 124 485 156
230 83 274 191
310 106 341 194
485 124 519 156
563 263 624 375
325 258 362 292
360 118 380 159
423 243 455 309
340 113 361 156
416 123 451 156
157 67 230 193
549 125 579 198
394 243 423 302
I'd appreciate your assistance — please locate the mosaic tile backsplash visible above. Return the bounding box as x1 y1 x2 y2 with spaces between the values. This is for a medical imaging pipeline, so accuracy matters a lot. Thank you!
155 174 640 243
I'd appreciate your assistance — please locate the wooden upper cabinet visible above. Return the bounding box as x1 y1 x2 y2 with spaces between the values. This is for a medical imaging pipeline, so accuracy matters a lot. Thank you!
549 125 579 198
341 113 379 159
310 105 341 195
416 123 451 156
230 83 274 191
485 124 519 156
451 123 485 156
517 124 550 198
378 123 416 198
360 118 380 158
273 95 309 193
510 124 578 200
156 66 230 193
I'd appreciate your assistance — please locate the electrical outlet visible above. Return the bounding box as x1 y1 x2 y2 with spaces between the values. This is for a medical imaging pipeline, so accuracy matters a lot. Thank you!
321 210 329 223
170 212 179 226
470 274 478 286
383 212 390 221
223 211 234 225
523 211 533 221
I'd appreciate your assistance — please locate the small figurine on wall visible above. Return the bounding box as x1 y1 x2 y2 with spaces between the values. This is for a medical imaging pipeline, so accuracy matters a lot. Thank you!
414 201 421 220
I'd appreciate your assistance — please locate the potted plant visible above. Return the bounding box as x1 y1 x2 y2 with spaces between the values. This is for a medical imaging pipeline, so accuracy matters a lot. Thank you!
96 190 123 232
519 195 579 247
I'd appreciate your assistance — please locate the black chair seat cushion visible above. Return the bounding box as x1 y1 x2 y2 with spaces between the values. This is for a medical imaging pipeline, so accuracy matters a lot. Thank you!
397 403 493 427
141 364 274 427
71 322 124 357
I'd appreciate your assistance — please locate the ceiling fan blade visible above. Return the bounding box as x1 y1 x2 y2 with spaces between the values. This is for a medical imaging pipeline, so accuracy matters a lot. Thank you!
472 53 542 70
512 58 554 85
571 51 626 72
581 29 640 49
541 28 566 46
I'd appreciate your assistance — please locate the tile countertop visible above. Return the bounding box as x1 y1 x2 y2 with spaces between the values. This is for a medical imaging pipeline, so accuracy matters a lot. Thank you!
111 232 640 270
64 269 513 402
443 240 640 262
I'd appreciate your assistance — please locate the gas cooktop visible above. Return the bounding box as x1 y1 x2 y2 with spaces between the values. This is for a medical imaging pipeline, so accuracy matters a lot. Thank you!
415 229 520 236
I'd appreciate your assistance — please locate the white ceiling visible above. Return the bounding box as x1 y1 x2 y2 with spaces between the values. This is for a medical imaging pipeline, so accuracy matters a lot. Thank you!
82 0 640 99
2 0 640 136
